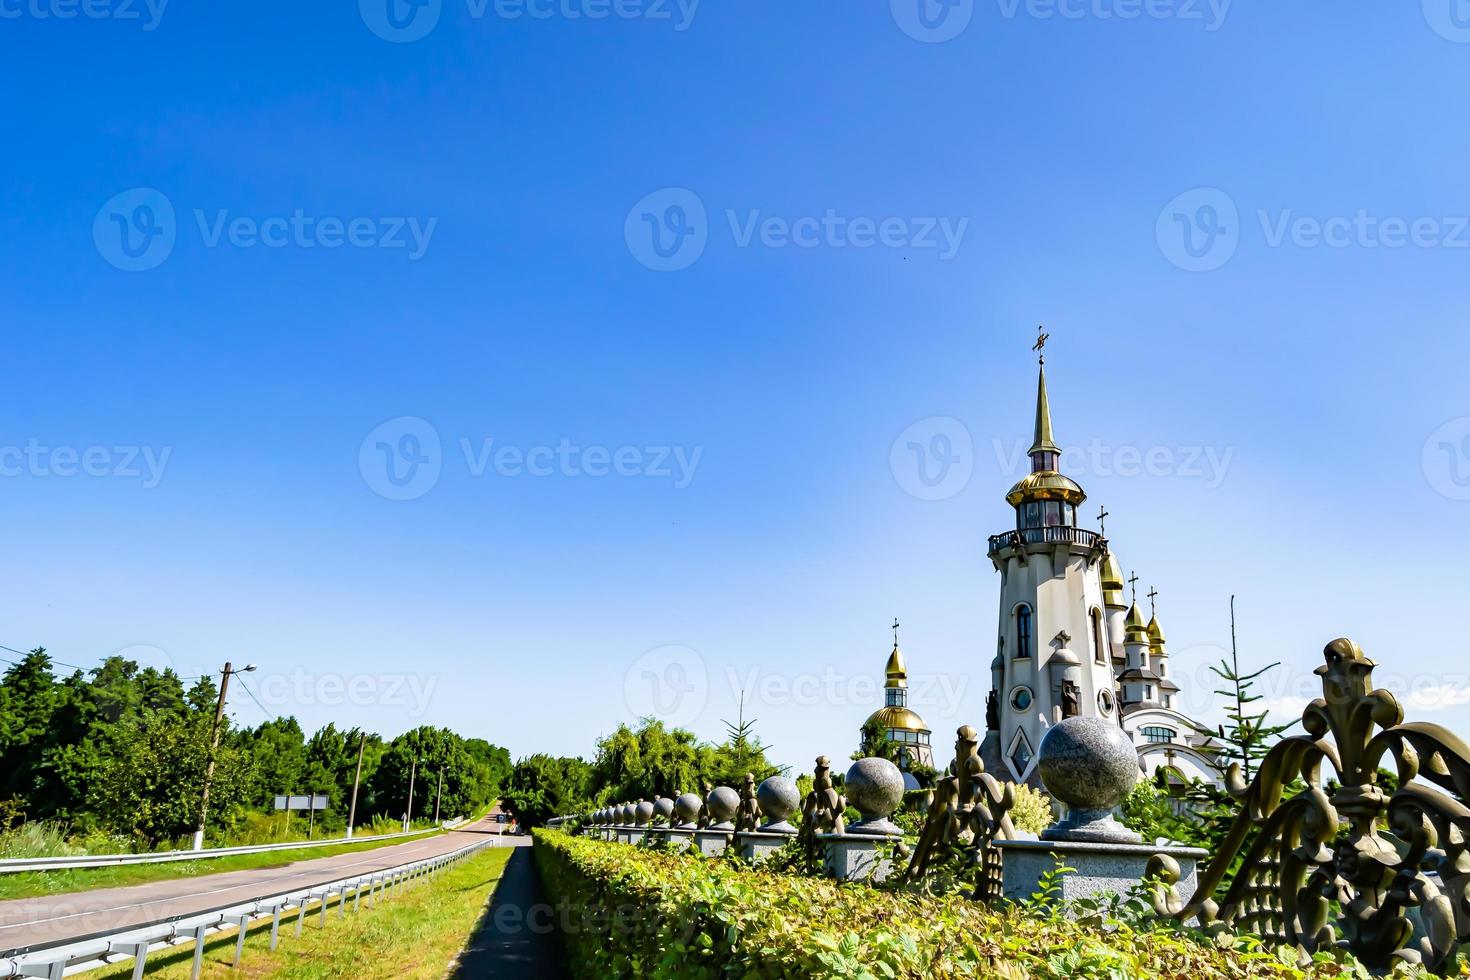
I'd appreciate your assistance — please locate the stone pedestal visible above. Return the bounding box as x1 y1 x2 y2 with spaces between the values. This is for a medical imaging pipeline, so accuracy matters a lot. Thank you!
997 839 1206 906
820 833 899 883
693 829 732 857
664 829 695 852
734 831 794 865
626 828 647 846
614 828 634 845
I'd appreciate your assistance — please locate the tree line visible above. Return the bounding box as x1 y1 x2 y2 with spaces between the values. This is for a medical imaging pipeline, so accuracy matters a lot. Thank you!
0 649 511 848
500 714 783 829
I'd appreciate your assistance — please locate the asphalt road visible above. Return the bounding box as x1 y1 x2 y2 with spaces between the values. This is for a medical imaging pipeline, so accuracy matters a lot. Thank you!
0 819 515 955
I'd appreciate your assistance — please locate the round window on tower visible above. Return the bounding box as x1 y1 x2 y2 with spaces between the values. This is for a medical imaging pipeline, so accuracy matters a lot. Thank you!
1011 687 1034 712
1098 689 1115 715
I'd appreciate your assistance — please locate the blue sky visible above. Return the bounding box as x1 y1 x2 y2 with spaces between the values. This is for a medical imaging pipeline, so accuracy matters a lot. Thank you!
4 0 1470 775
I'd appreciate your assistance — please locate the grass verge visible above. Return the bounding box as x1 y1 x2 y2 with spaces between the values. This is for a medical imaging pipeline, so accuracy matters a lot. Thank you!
79 843 515 980
0 829 446 902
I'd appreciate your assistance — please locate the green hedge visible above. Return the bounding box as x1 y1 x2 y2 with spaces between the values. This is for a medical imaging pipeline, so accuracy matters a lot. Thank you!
532 830 1377 979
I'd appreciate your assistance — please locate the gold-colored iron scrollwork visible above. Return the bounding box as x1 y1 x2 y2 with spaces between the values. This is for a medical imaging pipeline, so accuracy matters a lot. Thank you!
906 725 1016 902
1178 638 1470 974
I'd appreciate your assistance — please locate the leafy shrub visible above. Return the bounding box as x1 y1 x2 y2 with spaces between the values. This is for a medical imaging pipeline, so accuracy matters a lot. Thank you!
534 830 1384 979
1008 783 1053 836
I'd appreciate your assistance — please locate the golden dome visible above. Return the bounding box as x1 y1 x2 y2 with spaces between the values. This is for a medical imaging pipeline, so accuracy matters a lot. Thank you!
1005 471 1087 507
1100 552 1128 609
1147 615 1167 654
865 705 930 733
1124 603 1150 644
884 644 908 689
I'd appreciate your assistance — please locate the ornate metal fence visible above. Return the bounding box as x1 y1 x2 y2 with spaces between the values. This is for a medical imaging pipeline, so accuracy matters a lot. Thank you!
1176 638 1470 975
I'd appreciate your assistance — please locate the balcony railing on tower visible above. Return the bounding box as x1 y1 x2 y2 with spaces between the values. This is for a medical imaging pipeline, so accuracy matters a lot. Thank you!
987 526 1101 555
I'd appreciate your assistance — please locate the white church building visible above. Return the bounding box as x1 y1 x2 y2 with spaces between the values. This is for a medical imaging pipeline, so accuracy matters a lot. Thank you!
979 348 1224 790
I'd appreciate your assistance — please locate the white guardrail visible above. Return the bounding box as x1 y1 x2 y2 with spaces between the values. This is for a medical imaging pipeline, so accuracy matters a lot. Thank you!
0 819 471 875
1 834 495 979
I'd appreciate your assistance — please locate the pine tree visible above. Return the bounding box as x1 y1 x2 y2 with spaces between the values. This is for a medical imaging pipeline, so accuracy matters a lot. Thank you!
1198 595 1294 781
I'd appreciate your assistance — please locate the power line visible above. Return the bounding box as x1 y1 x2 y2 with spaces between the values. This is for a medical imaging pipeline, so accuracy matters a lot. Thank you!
232 675 277 721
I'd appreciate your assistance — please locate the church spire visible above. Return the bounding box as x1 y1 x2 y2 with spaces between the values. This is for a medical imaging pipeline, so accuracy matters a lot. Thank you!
1028 327 1061 462
1029 361 1061 457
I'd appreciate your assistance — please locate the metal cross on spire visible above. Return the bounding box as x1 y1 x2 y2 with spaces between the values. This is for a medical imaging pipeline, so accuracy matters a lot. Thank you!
1128 571 1140 605
1033 325 1050 365
891 618 900 646
1147 586 1159 617
1097 506 1109 536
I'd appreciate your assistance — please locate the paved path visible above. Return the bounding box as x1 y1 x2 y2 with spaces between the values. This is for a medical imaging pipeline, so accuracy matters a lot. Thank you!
0 819 504 955
450 838 570 980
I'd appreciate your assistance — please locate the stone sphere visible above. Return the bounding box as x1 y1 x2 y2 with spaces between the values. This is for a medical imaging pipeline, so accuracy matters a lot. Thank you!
619 803 633 824
653 797 675 823
845 757 905 820
674 792 703 825
756 776 800 820
634 800 655 826
1038 716 1141 810
706 786 740 823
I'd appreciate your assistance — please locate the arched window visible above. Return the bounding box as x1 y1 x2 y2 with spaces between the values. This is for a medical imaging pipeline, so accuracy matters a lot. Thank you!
1091 607 1107 664
1141 725 1176 744
1015 605 1032 659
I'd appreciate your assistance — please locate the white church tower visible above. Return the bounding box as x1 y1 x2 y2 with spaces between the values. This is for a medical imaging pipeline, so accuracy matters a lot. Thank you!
981 343 1119 784
980 335 1223 790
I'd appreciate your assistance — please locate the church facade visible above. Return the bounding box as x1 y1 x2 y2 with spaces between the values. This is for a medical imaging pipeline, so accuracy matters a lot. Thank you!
978 350 1223 790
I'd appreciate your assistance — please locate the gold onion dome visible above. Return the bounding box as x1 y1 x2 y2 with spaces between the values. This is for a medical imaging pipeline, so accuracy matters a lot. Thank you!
1147 615 1167 653
1100 552 1127 607
865 704 930 733
884 643 908 689
1005 471 1086 507
1124 604 1150 643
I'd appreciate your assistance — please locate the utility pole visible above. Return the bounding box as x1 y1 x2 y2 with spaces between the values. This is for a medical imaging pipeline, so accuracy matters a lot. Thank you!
346 732 367 840
193 662 256 851
404 756 418 833
433 767 444 825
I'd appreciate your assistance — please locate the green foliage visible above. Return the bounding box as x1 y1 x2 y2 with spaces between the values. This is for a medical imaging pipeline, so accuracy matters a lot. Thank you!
588 718 780 805
501 754 593 829
1008 783 1054 836
534 830 1391 979
0 648 511 848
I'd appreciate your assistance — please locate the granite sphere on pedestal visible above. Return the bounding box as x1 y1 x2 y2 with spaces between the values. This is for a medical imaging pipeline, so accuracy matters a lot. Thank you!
674 792 703 829
653 797 675 825
705 786 740 831
844 757 905 836
1037 716 1142 844
756 776 801 834
634 801 655 826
